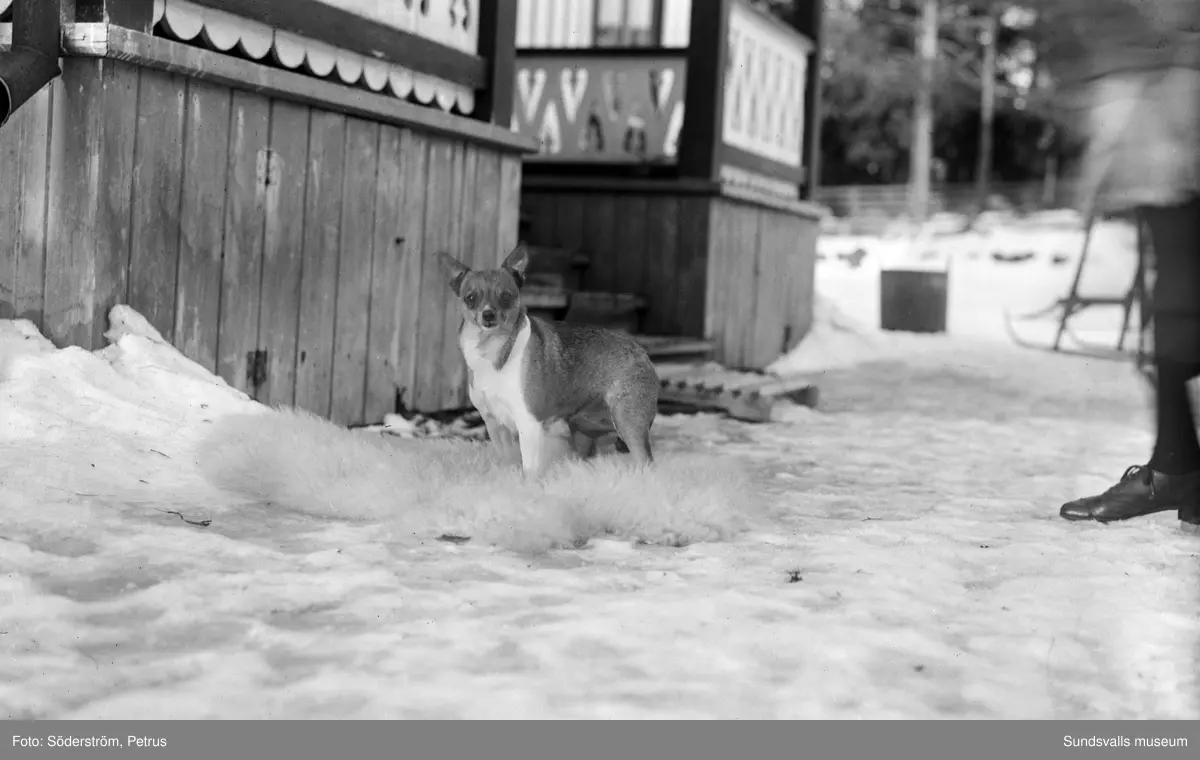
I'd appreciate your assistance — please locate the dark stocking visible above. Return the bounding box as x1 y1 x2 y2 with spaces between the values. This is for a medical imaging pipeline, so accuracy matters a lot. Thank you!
1148 360 1200 475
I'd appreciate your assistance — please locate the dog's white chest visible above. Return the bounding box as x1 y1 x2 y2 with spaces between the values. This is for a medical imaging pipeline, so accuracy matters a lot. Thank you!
462 324 533 429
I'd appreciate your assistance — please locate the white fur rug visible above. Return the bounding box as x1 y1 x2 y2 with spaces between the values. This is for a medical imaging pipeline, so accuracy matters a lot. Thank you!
198 409 761 553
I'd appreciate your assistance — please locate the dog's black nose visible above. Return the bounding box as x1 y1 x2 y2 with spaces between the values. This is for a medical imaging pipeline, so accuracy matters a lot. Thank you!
481 309 496 325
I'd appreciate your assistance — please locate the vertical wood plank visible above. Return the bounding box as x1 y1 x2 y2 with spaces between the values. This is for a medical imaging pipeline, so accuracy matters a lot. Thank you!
293 109 347 417
363 125 406 422
11 85 51 327
613 194 649 298
497 153 522 254
413 137 456 412
460 148 502 407
175 79 232 374
127 68 187 341
256 100 310 407
0 84 26 320
330 116 380 426
703 198 727 347
749 208 783 367
553 193 585 259
731 204 762 368
388 130 432 415
788 215 819 346
441 142 476 410
44 59 139 350
216 90 270 394
525 191 556 246
676 195 710 338
643 195 681 335
580 193 616 291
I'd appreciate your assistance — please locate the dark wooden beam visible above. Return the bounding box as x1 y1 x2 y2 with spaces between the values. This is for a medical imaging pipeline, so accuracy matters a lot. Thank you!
184 0 487 88
1 0 63 126
474 0 518 127
13 0 64 49
676 0 730 182
73 0 155 33
791 0 823 200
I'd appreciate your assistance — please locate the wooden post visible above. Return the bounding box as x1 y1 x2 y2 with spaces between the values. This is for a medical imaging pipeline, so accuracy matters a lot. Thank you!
0 0 63 127
908 0 937 223
475 0 519 128
790 0 823 200
975 8 996 213
677 0 730 182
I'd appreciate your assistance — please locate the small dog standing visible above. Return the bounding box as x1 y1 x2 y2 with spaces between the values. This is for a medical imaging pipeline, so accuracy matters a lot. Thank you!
437 244 659 478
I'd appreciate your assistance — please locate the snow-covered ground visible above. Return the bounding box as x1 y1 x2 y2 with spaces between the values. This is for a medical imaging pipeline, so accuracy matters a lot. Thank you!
1 215 1197 720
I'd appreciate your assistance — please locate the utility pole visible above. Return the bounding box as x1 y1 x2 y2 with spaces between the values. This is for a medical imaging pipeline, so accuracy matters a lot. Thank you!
908 0 938 224
975 7 997 214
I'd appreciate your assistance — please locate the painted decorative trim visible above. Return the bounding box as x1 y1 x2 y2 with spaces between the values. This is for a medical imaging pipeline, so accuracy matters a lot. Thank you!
0 0 10 18
516 0 594 49
720 164 800 201
512 53 686 164
155 0 479 114
721 0 811 168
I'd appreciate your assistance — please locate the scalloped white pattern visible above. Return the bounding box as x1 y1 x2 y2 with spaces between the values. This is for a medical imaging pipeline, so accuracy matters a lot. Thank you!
0 0 12 18
158 0 478 114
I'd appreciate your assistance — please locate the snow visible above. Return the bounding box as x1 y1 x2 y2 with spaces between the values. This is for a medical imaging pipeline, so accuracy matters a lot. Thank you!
2 216 1198 719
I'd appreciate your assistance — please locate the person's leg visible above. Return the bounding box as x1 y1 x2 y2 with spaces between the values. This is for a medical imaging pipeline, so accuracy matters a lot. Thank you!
1061 199 1200 525
1148 359 1200 476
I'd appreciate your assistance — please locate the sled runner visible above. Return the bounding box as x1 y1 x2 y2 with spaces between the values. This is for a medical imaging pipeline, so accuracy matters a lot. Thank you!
1004 207 1155 382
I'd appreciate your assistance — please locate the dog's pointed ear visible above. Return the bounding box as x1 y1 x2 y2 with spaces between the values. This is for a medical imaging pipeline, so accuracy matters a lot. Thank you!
436 253 470 295
501 242 530 288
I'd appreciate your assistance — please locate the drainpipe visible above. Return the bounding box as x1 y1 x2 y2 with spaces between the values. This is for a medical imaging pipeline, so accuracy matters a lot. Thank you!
0 0 62 128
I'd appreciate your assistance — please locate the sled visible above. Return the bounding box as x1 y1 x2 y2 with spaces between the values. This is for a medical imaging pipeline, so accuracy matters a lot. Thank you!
1004 205 1155 381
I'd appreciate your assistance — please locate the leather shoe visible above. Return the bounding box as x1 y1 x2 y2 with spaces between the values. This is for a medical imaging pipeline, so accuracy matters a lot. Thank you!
1060 465 1200 523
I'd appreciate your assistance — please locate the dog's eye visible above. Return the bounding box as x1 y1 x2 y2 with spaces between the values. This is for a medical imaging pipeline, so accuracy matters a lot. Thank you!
464 292 480 308
499 292 515 308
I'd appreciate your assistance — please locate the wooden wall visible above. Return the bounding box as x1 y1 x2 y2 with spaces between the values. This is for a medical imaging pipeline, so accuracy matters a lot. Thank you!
0 58 522 422
705 196 817 370
521 186 817 371
520 189 710 338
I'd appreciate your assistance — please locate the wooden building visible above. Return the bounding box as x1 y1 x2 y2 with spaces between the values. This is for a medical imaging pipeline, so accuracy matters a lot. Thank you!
0 0 532 424
1 0 824 425
512 0 824 371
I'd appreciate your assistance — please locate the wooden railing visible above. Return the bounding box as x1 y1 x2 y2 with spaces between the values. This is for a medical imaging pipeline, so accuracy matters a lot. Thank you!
511 0 822 202
513 50 687 164
717 0 812 199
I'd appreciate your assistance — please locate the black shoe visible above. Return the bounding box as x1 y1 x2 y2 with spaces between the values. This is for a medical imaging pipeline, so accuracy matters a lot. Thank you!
1060 465 1200 523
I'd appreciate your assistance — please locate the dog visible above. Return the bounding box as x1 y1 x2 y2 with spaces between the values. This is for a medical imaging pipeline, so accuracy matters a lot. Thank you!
437 243 659 478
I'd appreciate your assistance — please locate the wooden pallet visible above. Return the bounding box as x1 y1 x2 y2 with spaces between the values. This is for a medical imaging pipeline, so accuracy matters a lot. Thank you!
654 360 818 422
636 335 714 362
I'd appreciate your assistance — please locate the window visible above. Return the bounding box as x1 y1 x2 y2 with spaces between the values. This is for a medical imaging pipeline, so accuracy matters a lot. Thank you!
594 0 663 47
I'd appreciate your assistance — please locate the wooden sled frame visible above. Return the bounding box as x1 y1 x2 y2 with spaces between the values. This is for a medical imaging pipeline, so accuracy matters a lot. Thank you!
1005 207 1156 382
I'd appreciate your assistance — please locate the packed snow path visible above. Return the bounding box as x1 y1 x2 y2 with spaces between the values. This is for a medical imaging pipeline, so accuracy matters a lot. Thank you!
1 306 1196 719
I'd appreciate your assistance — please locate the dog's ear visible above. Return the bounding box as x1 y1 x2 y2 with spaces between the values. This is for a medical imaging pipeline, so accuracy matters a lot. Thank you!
436 253 470 295
501 242 530 288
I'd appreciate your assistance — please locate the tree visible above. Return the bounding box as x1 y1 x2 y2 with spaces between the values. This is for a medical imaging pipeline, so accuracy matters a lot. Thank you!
761 0 1078 189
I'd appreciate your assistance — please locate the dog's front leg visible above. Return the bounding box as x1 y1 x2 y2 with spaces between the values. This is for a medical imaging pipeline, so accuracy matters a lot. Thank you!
516 420 550 478
483 415 519 466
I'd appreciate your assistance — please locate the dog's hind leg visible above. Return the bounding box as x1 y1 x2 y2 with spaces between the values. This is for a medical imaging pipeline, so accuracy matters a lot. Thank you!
609 399 654 466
